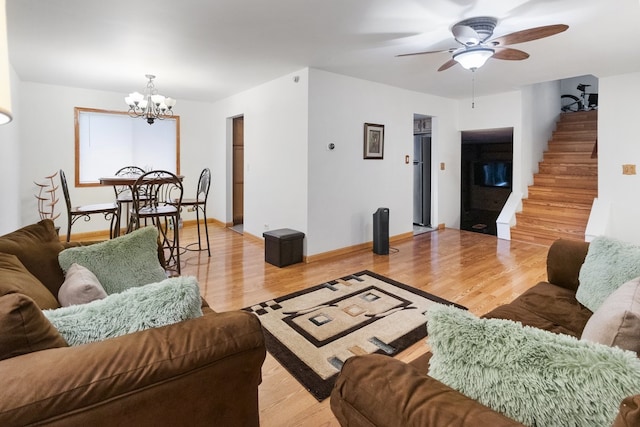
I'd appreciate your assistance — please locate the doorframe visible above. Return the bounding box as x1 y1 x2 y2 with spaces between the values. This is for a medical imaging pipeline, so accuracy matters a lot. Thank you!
225 114 244 226
412 113 435 231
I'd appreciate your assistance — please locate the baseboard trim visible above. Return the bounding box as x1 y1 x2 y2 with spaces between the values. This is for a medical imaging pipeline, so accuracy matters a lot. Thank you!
65 218 220 242
305 231 415 264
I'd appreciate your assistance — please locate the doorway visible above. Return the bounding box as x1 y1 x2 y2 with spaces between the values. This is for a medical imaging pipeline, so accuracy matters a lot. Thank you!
413 114 432 234
232 116 244 232
460 128 513 236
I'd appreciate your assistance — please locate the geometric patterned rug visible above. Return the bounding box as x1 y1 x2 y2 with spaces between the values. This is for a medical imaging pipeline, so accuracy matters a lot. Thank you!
243 270 465 401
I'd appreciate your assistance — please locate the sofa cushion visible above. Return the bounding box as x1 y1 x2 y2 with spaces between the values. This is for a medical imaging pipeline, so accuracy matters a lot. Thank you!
58 263 108 307
0 253 59 310
427 304 640 427
58 226 167 295
576 236 640 312
581 276 640 353
44 276 203 346
482 281 592 337
0 220 66 297
546 239 589 292
0 293 68 360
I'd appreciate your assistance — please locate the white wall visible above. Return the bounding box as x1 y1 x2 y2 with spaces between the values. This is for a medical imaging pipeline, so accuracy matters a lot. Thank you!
209 69 310 241
521 80 562 194
306 69 458 255
209 68 459 257
17 82 214 236
7 66 638 255
458 91 523 191
596 71 640 243
0 65 21 234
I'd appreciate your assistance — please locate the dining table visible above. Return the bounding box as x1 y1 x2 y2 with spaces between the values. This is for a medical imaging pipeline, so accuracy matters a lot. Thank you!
99 174 185 237
99 175 184 186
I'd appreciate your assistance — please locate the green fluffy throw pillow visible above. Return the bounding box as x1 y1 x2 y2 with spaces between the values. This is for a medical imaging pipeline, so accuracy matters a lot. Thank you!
43 276 202 346
427 304 640 427
576 236 640 312
58 226 167 295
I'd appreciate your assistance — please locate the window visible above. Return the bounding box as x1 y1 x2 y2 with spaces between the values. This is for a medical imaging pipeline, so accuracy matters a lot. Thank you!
74 107 180 187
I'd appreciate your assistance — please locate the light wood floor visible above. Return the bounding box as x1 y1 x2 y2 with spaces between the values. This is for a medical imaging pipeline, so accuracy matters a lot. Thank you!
176 223 550 427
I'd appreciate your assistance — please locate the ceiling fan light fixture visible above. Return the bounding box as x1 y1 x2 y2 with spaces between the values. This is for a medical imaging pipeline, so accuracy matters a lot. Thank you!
453 47 495 71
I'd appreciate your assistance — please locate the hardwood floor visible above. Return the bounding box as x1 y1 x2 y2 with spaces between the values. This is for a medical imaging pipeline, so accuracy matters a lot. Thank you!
177 222 550 427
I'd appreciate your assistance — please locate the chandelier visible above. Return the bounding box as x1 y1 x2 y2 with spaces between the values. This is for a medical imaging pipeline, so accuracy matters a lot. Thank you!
125 74 176 125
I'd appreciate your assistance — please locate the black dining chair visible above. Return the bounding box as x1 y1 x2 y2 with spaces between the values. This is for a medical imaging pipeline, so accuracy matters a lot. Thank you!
130 170 183 274
180 168 211 256
60 169 119 242
113 166 146 233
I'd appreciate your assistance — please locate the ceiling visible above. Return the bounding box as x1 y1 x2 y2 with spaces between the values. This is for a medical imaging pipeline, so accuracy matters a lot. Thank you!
6 0 640 103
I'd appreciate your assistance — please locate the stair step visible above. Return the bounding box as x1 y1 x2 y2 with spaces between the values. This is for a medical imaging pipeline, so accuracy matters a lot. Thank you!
543 152 597 163
510 225 584 246
551 130 597 141
528 186 597 204
516 213 587 235
533 173 597 190
556 121 598 132
516 211 588 228
547 141 597 152
521 200 592 221
559 110 598 123
538 163 597 176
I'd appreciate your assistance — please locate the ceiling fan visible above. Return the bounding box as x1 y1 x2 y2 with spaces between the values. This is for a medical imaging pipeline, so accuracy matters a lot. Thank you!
397 17 568 71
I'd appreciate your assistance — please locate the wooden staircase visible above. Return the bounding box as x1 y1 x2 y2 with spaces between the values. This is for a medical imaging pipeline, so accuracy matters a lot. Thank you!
510 110 598 245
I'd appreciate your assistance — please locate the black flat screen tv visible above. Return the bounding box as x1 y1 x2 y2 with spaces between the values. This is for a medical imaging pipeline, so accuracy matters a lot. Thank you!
474 161 512 188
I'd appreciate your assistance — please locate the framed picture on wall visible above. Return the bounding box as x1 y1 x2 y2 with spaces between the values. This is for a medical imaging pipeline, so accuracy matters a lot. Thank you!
364 123 384 159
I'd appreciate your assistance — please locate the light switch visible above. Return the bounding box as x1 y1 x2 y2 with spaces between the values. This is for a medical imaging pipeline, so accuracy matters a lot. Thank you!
622 164 636 175
405 155 410 164
440 162 445 171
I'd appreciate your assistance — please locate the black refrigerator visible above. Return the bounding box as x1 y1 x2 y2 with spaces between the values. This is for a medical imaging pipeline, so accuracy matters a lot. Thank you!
413 135 431 226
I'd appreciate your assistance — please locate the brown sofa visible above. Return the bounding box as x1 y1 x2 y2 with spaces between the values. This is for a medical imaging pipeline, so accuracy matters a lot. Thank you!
0 220 266 427
330 239 640 426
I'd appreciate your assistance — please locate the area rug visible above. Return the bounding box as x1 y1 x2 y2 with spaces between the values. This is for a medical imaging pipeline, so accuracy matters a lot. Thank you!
243 270 465 401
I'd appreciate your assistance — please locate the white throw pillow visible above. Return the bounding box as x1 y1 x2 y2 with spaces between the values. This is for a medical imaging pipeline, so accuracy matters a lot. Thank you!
581 276 640 354
58 263 107 307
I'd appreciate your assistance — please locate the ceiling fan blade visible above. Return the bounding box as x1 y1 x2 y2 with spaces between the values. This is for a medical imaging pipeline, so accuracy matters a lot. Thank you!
452 24 480 46
492 47 529 61
490 24 568 47
437 58 458 72
396 48 453 58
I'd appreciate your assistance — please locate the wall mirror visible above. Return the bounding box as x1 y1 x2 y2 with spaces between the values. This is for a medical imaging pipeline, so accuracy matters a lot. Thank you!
74 107 180 187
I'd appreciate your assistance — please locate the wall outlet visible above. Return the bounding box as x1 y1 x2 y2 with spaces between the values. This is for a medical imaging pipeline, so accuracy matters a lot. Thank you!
264 224 269 230
622 164 636 175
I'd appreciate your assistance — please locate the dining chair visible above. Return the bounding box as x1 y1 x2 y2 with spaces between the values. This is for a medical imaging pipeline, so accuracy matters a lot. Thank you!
179 168 211 256
130 170 183 274
113 166 145 233
60 169 119 242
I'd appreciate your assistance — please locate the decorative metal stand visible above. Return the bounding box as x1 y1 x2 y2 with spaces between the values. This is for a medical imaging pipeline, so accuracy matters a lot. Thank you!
34 171 61 221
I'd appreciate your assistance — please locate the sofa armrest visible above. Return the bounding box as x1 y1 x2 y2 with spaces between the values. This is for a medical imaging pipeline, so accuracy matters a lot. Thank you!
613 395 640 427
546 239 590 292
0 310 265 427
330 354 524 427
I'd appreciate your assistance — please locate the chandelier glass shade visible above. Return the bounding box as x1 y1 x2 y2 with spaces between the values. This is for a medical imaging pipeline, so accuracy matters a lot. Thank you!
453 47 495 71
125 74 176 125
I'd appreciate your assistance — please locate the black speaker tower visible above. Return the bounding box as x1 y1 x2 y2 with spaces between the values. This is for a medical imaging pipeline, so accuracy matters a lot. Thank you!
373 207 389 255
